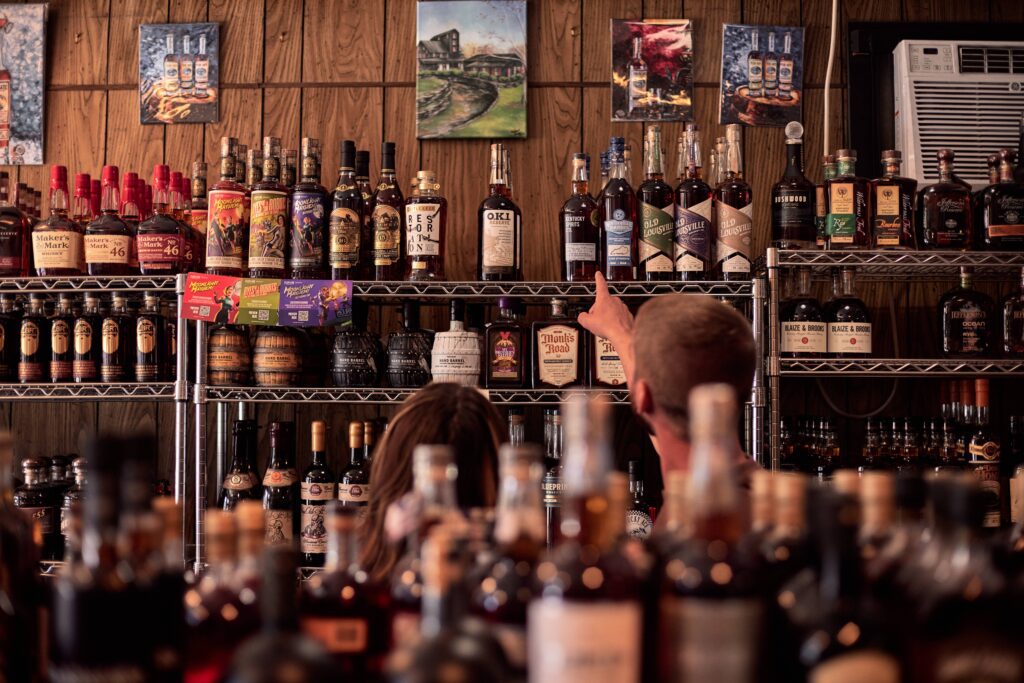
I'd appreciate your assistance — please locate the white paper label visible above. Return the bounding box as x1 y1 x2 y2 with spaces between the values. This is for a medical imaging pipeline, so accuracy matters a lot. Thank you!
827 323 872 354
405 202 442 256
782 321 827 354
660 597 762 683
528 599 641 683
565 242 597 262
810 651 900 683
536 324 580 387
482 209 515 269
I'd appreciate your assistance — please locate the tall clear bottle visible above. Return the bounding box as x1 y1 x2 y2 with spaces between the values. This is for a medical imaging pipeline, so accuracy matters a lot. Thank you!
675 123 712 280
478 142 522 281
600 137 638 281
637 125 675 281
714 125 753 279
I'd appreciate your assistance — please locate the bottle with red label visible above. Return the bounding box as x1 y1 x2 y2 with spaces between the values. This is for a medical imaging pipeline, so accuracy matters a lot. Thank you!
32 166 84 276
120 173 141 273
248 136 288 279
137 165 183 274
0 170 27 276
84 166 132 276
169 171 194 271
206 137 248 277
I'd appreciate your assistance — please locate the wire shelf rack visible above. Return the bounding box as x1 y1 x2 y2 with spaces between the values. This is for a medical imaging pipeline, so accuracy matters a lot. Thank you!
202 385 631 405
0 382 177 400
351 279 752 300
779 358 1024 377
761 249 1024 280
0 275 179 293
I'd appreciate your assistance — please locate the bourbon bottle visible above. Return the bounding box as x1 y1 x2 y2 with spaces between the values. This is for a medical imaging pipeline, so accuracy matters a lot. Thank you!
560 153 599 281
18 294 48 382
329 140 363 280
825 149 871 249
135 293 164 382
385 301 433 388
600 137 638 281
405 170 447 280
206 137 248 277
484 297 528 389
532 298 584 389
675 124 712 279
781 267 826 357
100 294 134 382
218 419 261 510
137 165 184 274
248 136 288 278
940 267 994 357
73 294 101 383
121 173 141 273
918 148 973 250
289 137 328 280
981 148 1024 250
370 141 404 280
0 294 17 380
33 166 84 276
825 267 872 356
1003 267 1024 356
85 166 132 275
872 149 917 250
355 149 374 279
771 121 816 248
637 126 675 280
815 155 836 248
714 125 753 279
190 162 208 271
71 174 91 229
479 142 522 281
0 171 26 276
49 293 74 382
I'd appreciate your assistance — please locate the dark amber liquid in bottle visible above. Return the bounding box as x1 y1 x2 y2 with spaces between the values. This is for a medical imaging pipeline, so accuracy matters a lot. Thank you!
560 169 599 282
918 152 973 250
600 172 638 281
49 299 74 382
206 155 248 277
289 149 328 280
370 145 404 281
405 184 447 281
0 175 26 276
675 174 712 282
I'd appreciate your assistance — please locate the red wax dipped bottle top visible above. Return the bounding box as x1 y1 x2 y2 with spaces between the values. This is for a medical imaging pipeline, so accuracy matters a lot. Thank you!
84 165 132 276
32 165 84 276
136 164 183 274
71 173 91 230
170 170 194 270
121 172 141 272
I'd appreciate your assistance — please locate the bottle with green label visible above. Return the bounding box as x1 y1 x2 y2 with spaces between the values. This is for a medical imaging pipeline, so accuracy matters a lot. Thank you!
637 126 675 281
825 149 871 249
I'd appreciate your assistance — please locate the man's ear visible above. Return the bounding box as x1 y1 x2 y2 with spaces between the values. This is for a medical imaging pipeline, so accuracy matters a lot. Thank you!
633 377 654 418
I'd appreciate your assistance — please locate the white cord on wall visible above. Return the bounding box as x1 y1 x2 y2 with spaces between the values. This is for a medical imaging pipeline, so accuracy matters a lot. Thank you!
823 0 839 155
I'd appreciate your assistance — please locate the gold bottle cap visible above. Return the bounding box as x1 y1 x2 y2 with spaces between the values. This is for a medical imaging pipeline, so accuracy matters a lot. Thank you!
311 420 326 452
413 170 439 193
206 508 236 536
234 500 265 532
349 420 364 449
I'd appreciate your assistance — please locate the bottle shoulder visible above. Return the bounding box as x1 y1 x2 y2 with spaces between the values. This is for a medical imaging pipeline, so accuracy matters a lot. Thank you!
86 213 131 235
479 193 520 212
138 213 180 233
36 215 82 232
561 193 599 213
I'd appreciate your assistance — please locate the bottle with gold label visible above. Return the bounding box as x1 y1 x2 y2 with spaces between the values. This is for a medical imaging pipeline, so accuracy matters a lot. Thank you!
18 294 48 383
247 137 288 279
329 140 363 281
825 149 872 249
84 166 132 276
0 294 19 381
49 293 74 382
218 419 261 511
338 421 369 510
968 379 1002 528
370 141 404 281
289 138 328 280
262 421 298 547
100 294 134 383
531 298 585 389
32 166 84 276
189 161 208 271
300 420 335 567
72 294 100 382
206 137 248 277
404 171 447 281
134 293 164 383
589 333 626 388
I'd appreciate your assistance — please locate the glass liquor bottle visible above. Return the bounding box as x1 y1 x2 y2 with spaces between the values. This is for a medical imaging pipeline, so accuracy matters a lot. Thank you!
135 292 164 382
219 418 261 510
872 149 918 250
137 165 183 274
626 460 655 539
330 299 382 387
363 420 377 466
300 421 335 567
675 123 712 280
282 149 298 191
778 32 795 99
478 142 521 281
355 149 374 279
329 140 363 280
825 267 872 356
771 122 816 248
0 295 17 380
560 153 599 281
940 267 994 357
206 136 248 277
71 174 91 229
248 136 288 278
49 293 74 382
825 149 871 249
981 148 1024 250
627 35 648 116
338 421 370 510
598 151 610 196
85 166 132 275
60 456 85 546
72 293 100 382
781 267 826 357
300 503 391 677
120 174 141 274
189 161 208 271
764 31 779 97
13 457 59 560
1002 266 1024 356
170 172 194 272
370 141 405 281
289 137 328 279
385 301 433 388
528 396 643 683
405 170 447 280
590 330 626 388
33 165 83 276
815 155 836 248
918 148 974 250
0 171 25 276
0 433 38 682
532 298 584 389
747 29 764 97
18 294 47 382
637 125 675 280
484 297 528 389
430 299 481 386
600 137 638 281
542 408 563 548
262 421 299 547
715 125 754 279
100 294 133 382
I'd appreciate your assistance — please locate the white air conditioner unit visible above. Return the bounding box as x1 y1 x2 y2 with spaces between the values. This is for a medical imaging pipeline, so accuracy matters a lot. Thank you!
893 39 1024 189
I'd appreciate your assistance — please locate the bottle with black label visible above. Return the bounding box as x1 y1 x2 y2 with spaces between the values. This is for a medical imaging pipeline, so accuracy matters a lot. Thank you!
478 142 522 281
338 421 370 510
484 297 528 389
385 301 433 388
825 267 872 356
262 421 298 547
771 121 816 249
626 460 655 539
18 293 48 383
60 456 85 547
331 300 382 387
329 140 364 280
218 419 261 510
871 149 917 250
542 408 563 547
300 420 335 567
940 267 994 357
781 267 826 357
981 148 1024 250
72 293 101 382
674 123 712 281
49 293 75 382
99 294 133 382
637 125 675 281
135 292 164 383
14 457 60 560
0 294 19 381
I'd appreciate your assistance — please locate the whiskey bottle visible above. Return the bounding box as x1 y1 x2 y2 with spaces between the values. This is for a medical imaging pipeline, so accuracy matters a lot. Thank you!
138 165 184 274
71 174 91 230
18 294 47 382
600 137 638 281
825 149 871 249
164 299 177 381
869 149 917 250
13 457 59 559
385 301 433 388
338 421 370 510
781 267 826 357
771 122 816 248
190 161 208 271
825 267 872 356
330 300 382 387
355 149 374 279
370 141 405 280
0 172 26 276
981 148 1024 249
121 173 141 273
815 155 836 248
940 267 994 357
282 149 298 191
135 292 164 382
219 419 261 510
1002 266 1024 356
485 297 528 389
206 137 248 277
715 125 753 279
479 142 522 281
72 293 101 382
529 396 642 683
289 138 328 279
532 298 584 389
560 153 599 281
300 420 335 567
778 32 795 99
764 31 779 97
918 148 973 250
675 123 712 280
626 460 654 539
300 503 390 677
968 379 1002 528
0 295 17 380
747 29 764 97
329 140 363 280
430 299 481 386
60 456 85 545
84 166 132 275
542 408 563 547
590 332 626 388
263 421 299 547
638 125 675 280
247 136 288 278
598 151 610 196
33 165 84 276
170 172 194 271
49 293 74 382
0 433 38 682
101 294 133 382
405 170 447 280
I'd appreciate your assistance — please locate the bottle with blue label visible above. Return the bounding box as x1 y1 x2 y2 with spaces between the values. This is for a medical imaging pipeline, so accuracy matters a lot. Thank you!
599 137 638 281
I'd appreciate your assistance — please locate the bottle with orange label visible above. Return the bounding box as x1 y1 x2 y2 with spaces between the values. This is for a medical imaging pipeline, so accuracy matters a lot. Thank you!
85 166 132 276
32 166 84 276
262 421 298 547
206 137 248 277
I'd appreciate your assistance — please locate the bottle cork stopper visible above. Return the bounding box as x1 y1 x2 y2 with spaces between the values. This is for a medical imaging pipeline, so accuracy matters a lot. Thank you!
975 379 990 408
235 500 265 532
832 469 860 496
751 469 773 498
311 421 326 452
206 508 236 536
349 420 364 449
860 471 895 501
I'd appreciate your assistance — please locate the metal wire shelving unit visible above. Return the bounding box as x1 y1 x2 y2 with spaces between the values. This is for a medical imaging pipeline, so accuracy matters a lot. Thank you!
350 279 753 300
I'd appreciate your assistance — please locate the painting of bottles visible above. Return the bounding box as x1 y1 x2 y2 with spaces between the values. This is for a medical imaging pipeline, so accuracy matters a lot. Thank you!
0 4 47 165
610 19 693 123
139 23 219 124
720 24 804 127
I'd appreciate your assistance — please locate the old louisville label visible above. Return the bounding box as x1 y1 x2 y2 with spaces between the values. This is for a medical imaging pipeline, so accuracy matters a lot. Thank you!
639 201 674 273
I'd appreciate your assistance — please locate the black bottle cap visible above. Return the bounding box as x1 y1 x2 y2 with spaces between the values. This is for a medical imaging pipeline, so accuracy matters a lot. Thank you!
497 296 513 311
260 546 300 630
355 150 370 176
895 471 926 511
628 460 640 477
450 299 465 323
402 300 420 329
340 140 356 169
382 141 396 169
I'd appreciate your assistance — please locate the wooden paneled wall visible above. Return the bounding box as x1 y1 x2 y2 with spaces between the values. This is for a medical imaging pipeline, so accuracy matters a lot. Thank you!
2 0 1022 477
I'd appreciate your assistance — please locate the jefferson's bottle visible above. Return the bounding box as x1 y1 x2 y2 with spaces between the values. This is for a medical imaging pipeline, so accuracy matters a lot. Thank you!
918 148 973 249
405 170 447 280
825 149 871 249
1002 266 1024 356
370 141 405 280
825 267 872 356
560 153 599 281
386 301 433 388
675 123 712 280
771 121 816 248
219 419 261 510
430 299 480 386
637 125 675 280
33 165 83 276
100 294 134 382
72 293 101 382
49 293 74 382
247 136 289 279
940 267 994 357
135 292 164 382
300 420 335 567
981 147 1024 250
288 137 328 279
18 293 48 382
479 142 522 281
714 125 753 279
872 149 917 249
329 140 363 280
532 298 584 389
781 267 826 357
263 421 299 547
600 137 638 281
484 297 528 388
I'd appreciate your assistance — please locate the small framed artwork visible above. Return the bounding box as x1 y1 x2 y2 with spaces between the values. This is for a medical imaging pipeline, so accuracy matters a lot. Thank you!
720 24 804 127
611 19 693 122
416 0 527 139
0 4 47 165
139 22 219 124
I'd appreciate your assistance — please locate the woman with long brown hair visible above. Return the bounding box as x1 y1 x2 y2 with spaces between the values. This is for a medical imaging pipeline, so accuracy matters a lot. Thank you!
361 382 505 582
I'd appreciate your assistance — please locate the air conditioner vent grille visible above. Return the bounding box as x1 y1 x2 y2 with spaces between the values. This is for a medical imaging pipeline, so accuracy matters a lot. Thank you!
958 45 1024 74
